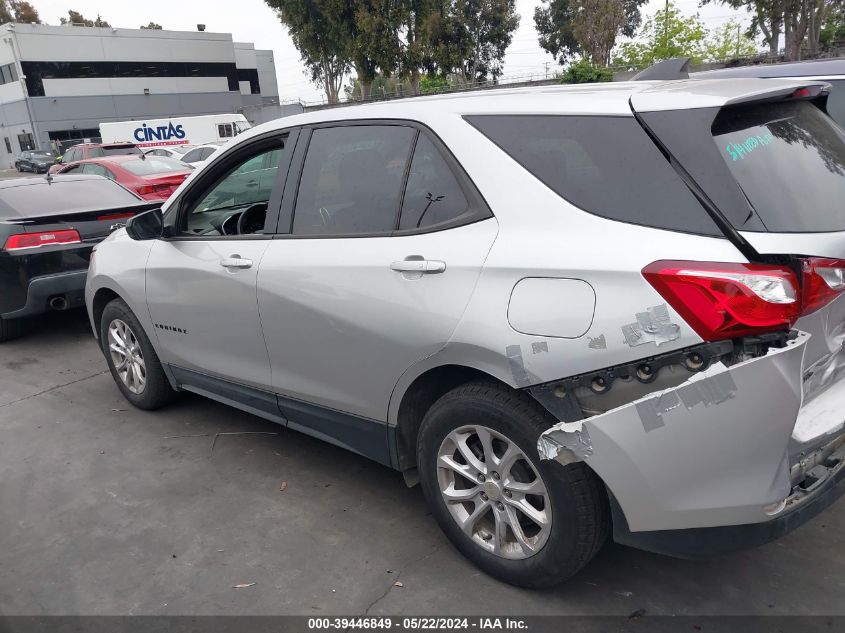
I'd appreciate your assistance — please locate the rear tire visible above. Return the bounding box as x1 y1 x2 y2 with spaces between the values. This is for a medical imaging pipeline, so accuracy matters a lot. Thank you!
0 316 23 342
417 380 609 588
100 298 178 410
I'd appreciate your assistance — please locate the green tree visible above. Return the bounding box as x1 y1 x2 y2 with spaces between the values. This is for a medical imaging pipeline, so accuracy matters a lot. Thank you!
454 0 520 80
140 22 163 30
59 10 110 27
559 58 613 82
703 19 759 62
0 3 10 22
350 0 403 100
612 2 708 68
535 0 647 66
394 0 440 94
9 1 40 23
265 0 352 104
819 2 844 50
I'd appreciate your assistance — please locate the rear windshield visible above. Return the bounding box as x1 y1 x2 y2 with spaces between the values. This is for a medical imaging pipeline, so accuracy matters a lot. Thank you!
712 100 845 232
0 179 141 217
121 157 189 176
465 115 720 235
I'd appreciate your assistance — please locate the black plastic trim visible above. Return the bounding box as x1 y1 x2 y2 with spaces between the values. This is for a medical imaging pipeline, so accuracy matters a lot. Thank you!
167 365 394 468
0 269 87 318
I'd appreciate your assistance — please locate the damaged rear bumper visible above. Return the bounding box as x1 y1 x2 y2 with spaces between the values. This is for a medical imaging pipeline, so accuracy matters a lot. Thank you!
536 331 845 556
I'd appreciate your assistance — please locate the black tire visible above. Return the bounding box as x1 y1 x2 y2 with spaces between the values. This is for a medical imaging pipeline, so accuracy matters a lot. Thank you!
417 380 609 588
100 298 178 410
0 316 23 342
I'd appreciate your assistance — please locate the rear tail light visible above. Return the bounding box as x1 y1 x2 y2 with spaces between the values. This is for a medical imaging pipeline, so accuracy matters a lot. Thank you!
644 258 845 341
801 258 845 315
3 229 81 252
642 261 801 341
135 183 174 196
96 212 135 222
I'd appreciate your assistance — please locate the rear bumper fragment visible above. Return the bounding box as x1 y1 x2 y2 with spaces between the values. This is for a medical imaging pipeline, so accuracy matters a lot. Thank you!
537 332 816 533
609 433 845 557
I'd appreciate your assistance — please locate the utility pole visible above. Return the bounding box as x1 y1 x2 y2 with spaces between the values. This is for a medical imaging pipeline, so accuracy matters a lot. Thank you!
544 61 550 79
736 21 741 59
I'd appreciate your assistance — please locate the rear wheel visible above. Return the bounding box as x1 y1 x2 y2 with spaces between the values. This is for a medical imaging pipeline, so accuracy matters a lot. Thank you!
0 316 23 342
100 298 177 410
417 381 609 588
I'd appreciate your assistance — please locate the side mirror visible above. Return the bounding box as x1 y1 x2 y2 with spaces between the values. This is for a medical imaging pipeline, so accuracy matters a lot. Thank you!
126 208 164 241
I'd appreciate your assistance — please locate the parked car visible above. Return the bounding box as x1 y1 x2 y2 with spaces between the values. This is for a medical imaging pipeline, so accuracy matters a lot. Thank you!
143 144 196 163
58 155 192 201
87 78 845 588
15 150 58 173
49 142 141 174
179 143 223 168
0 175 158 341
692 57 845 127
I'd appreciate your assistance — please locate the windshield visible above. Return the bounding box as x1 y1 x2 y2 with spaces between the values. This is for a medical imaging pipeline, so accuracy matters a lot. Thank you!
32 151 53 158
121 157 190 176
712 101 845 232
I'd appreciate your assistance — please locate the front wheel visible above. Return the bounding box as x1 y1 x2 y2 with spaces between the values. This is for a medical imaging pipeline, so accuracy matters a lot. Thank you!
417 381 609 588
100 298 178 410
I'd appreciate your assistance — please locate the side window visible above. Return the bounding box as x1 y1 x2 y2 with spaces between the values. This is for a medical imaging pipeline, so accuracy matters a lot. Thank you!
218 124 233 138
399 135 469 230
88 147 104 158
292 125 414 236
65 148 79 163
182 148 202 163
201 147 216 160
82 163 111 178
181 141 285 235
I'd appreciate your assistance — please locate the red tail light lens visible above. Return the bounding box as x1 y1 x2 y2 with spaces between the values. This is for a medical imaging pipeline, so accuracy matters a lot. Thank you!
135 185 155 196
802 258 845 315
96 212 135 222
4 229 81 251
643 260 801 341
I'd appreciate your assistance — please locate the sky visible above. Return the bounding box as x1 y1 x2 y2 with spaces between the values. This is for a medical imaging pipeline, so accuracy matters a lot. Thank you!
27 0 750 104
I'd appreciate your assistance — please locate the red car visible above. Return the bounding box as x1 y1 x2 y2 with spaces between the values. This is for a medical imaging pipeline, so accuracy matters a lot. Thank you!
57 155 192 201
48 142 140 174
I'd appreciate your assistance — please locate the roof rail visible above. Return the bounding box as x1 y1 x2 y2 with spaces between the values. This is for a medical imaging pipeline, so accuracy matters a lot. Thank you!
632 58 691 81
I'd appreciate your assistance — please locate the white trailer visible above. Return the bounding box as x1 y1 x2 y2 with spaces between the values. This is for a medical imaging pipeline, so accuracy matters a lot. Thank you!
99 114 251 148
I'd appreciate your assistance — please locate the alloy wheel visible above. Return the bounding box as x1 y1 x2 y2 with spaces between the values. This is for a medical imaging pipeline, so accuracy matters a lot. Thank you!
107 318 146 394
437 425 552 560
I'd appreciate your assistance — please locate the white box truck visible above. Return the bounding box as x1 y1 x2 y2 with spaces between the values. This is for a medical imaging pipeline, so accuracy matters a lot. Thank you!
99 114 251 148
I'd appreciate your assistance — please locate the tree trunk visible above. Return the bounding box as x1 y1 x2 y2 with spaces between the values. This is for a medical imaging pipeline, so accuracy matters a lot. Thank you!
410 70 420 95
359 80 373 101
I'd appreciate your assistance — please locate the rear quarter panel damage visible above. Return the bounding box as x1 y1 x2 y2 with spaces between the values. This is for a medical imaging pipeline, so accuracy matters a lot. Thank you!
539 332 809 532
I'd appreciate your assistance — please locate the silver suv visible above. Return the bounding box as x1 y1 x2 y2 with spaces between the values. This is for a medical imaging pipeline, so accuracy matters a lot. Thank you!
87 78 845 587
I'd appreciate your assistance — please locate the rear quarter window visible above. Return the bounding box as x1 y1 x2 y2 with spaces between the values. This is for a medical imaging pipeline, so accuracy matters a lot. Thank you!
465 115 720 235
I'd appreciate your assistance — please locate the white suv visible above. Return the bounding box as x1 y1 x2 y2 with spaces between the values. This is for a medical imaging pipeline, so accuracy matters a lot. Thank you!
87 78 845 587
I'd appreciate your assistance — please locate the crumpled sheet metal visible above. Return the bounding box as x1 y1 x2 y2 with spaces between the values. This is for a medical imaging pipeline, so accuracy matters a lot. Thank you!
537 333 810 531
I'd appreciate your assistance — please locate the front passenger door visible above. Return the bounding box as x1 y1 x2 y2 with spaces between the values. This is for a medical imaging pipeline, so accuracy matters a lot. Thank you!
144 133 293 391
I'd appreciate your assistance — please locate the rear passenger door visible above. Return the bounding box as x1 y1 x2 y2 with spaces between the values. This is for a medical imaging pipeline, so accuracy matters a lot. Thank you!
256 122 498 460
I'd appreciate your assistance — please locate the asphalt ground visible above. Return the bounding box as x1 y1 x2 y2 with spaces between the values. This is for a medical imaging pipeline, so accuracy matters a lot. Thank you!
0 308 844 617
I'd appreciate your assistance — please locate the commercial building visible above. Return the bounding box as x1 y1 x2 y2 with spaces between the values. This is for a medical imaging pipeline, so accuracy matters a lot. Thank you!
0 23 301 168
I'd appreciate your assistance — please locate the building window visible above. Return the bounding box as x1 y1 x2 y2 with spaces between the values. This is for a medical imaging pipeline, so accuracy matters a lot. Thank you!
3 138 11 154
218 123 233 138
236 68 261 94
17 133 34 151
21 60 240 97
0 63 18 86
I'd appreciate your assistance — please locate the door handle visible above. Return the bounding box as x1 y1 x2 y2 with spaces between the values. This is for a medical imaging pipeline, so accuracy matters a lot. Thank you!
220 256 253 269
390 259 446 274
